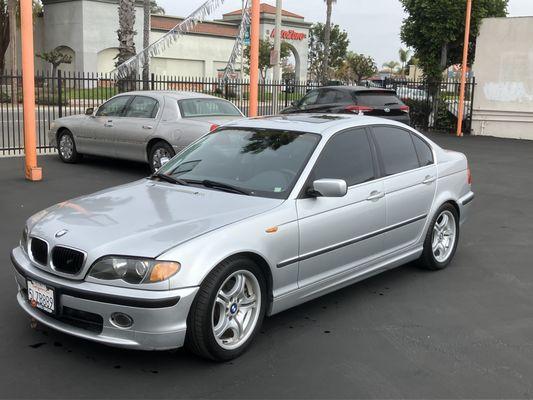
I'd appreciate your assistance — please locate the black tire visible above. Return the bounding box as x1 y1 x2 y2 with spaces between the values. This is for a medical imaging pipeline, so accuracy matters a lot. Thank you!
148 141 175 172
186 257 267 361
418 203 460 270
57 130 80 163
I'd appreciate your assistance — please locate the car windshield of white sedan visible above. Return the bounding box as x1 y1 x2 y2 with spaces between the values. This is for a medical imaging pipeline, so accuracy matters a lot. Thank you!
179 99 242 118
158 128 320 199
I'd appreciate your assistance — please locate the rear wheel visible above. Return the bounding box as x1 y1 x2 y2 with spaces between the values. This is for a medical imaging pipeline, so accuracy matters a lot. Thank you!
57 130 80 163
149 141 175 172
418 203 459 270
186 257 266 361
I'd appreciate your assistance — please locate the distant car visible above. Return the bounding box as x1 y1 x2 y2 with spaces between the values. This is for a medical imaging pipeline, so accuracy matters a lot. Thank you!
280 86 411 125
48 91 245 171
13 114 473 360
396 86 431 102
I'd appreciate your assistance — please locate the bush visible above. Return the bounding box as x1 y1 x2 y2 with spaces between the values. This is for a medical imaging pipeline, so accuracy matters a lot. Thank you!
0 91 11 103
404 98 431 128
15 91 70 106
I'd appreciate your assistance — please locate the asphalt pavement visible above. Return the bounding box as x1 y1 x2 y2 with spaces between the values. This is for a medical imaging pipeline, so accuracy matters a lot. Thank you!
1 132 533 399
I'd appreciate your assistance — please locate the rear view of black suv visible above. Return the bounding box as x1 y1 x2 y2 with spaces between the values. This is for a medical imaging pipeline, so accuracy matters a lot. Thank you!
280 86 410 125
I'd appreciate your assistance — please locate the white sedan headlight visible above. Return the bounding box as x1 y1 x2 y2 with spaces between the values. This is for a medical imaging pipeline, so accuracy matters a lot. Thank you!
88 257 180 284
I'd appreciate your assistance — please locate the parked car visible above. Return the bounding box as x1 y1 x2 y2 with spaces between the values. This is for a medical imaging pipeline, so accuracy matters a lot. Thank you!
280 86 411 125
48 91 245 171
13 114 473 360
395 86 431 102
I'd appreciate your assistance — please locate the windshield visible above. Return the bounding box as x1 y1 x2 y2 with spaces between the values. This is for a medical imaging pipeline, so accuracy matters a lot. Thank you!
178 98 242 118
158 128 321 199
356 92 403 107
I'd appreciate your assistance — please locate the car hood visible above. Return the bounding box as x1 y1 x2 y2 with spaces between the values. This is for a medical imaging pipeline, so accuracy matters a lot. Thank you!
27 179 283 260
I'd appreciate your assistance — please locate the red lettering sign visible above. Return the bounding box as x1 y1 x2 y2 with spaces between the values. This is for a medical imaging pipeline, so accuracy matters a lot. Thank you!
270 29 306 41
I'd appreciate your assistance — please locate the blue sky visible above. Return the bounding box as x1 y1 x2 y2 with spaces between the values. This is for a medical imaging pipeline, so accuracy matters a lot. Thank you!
158 0 533 66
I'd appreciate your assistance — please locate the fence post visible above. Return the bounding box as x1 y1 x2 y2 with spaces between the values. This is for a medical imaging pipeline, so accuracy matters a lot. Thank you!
468 77 475 134
57 69 63 118
284 79 289 107
151 73 155 91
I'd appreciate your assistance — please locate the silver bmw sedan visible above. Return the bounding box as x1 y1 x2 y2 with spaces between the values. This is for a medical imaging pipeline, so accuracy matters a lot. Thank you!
48 91 244 171
13 114 474 361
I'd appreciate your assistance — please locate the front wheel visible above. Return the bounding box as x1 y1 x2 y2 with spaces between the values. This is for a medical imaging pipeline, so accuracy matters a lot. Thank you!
57 130 80 163
149 141 175 172
186 257 267 361
418 203 459 270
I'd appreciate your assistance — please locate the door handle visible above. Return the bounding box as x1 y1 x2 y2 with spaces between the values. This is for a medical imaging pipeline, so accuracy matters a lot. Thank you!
422 175 436 185
104 120 113 128
142 125 153 130
366 191 385 201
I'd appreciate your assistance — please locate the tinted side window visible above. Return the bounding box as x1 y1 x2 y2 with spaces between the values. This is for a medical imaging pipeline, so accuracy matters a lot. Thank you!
373 127 419 175
96 96 131 117
356 92 402 107
312 129 375 186
124 96 159 118
317 89 353 104
411 133 434 166
300 90 319 107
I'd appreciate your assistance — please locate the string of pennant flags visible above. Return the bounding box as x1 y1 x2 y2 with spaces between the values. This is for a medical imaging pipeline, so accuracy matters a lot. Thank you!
221 0 251 81
112 0 228 79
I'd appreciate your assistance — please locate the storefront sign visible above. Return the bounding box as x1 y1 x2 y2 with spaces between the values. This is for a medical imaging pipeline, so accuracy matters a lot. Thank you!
269 29 306 41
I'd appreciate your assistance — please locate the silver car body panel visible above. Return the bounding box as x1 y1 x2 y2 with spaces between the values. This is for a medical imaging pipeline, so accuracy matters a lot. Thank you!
17 114 473 350
48 91 244 163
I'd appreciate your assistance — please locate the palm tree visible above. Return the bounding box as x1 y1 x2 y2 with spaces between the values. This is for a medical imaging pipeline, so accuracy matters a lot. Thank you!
382 61 400 76
116 0 137 91
321 0 336 85
398 48 410 77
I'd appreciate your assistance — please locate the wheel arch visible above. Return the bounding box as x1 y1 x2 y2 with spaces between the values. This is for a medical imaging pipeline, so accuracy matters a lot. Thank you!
56 126 72 142
146 137 173 161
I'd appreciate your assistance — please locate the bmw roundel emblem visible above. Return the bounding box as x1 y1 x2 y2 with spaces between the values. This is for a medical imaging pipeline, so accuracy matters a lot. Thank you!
55 229 69 238
230 303 238 314
384 108 391 113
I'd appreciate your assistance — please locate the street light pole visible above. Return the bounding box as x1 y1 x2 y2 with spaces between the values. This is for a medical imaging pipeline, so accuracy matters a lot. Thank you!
20 0 42 181
272 0 282 113
456 0 472 137
248 0 260 117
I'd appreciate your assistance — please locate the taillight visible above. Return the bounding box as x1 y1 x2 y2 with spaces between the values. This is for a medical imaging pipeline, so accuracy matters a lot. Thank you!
467 166 472 185
210 124 219 132
400 105 410 113
345 105 374 114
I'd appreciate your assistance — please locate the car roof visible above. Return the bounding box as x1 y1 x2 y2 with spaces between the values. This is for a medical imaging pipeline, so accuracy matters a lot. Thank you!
316 85 396 94
221 114 408 136
115 91 222 100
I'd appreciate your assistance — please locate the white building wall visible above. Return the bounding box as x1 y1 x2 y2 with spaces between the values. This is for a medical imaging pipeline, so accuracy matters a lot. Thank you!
471 17 533 140
149 32 235 77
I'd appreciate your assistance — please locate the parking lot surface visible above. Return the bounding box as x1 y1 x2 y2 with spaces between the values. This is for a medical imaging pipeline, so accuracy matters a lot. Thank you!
1 133 533 399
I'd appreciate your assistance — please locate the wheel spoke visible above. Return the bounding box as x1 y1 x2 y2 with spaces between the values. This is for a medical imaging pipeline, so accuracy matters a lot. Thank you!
239 294 257 312
214 315 230 339
226 274 245 299
229 316 243 339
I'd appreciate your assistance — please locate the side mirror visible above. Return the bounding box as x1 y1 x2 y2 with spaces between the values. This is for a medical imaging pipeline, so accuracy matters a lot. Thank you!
308 179 348 198
85 107 95 116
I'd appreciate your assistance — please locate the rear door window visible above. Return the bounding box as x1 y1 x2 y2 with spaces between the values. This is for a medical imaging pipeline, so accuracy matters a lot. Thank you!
124 96 159 118
372 126 420 175
411 134 434 166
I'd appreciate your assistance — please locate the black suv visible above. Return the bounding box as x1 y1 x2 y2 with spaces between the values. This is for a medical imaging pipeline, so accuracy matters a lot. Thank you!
280 86 411 125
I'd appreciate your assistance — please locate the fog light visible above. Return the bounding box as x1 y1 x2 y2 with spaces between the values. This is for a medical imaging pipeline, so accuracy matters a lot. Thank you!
110 312 133 329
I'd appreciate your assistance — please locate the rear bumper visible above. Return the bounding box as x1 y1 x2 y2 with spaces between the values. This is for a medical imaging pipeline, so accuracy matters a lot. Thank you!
11 247 198 350
458 191 475 226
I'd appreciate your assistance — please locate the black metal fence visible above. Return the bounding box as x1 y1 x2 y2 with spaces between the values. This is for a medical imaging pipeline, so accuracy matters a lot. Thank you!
0 70 474 155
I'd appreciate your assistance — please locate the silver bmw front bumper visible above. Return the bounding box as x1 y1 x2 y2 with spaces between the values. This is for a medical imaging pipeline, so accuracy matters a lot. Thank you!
11 247 199 350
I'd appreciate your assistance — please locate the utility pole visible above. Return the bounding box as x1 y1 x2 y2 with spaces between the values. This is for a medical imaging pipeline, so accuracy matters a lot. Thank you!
20 0 42 181
272 0 282 113
248 0 260 117
240 0 245 80
142 0 150 90
456 0 472 137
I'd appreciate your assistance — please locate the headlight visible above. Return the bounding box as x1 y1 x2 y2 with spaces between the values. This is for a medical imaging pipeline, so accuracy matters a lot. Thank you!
21 226 29 253
88 257 180 284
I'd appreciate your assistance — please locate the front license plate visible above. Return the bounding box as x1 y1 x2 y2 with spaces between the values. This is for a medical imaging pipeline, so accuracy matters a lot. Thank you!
27 279 55 314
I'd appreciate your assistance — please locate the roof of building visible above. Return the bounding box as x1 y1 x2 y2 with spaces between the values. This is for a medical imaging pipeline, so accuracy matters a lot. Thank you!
223 3 304 20
151 15 238 38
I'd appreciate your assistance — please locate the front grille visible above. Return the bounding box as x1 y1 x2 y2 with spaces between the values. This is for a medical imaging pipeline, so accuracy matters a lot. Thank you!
57 306 103 334
30 238 48 265
52 246 85 274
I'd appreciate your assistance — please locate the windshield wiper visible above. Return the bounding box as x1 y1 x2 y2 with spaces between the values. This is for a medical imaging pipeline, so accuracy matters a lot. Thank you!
150 172 189 186
198 180 250 195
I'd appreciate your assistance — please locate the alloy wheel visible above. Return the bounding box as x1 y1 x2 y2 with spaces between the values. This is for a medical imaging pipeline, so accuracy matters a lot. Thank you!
432 210 457 263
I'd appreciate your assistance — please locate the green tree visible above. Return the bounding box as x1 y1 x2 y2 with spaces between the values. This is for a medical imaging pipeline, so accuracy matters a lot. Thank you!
336 52 377 83
244 39 291 80
150 0 164 15
400 0 508 81
398 48 410 76
116 0 137 91
321 0 337 84
308 22 349 82
36 49 72 77
382 60 400 75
